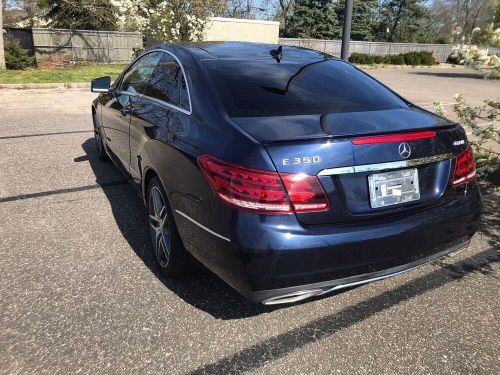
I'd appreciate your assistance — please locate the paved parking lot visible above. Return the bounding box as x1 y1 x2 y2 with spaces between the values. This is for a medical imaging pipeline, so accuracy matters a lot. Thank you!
0 67 499 374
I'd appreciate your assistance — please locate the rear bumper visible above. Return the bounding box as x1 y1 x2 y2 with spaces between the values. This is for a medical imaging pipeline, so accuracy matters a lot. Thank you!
177 182 481 304
244 238 470 304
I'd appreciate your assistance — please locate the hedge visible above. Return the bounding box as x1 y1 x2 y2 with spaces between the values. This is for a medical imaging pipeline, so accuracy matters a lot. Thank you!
348 51 435 66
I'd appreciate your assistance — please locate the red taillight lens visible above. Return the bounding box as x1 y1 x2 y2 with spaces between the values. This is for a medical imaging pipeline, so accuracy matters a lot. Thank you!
280 173 330 212
452 146 476 186
352 131 436 145
197 155 329 214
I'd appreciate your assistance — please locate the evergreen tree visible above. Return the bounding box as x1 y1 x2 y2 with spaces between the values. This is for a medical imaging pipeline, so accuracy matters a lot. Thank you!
284 0 340 39
38 0 119 30
373 0 433 43
335 0 379 41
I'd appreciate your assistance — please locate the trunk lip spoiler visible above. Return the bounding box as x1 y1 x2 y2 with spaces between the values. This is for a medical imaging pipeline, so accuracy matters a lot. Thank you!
317 153 455 176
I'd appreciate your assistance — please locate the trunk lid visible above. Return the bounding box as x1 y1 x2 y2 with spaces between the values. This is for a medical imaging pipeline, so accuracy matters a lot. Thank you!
231 107 453 143
232 108 467 225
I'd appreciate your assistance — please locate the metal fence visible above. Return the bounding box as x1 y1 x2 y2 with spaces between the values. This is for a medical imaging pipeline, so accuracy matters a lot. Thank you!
5 28 143 63
488 47 500 56
279 38 457 62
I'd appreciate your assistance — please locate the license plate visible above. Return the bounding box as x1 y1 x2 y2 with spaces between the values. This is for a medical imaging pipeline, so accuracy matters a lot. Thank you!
368 168 420 208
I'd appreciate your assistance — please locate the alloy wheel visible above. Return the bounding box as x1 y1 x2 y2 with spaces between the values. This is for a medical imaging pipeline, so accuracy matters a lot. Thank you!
148 186 171 268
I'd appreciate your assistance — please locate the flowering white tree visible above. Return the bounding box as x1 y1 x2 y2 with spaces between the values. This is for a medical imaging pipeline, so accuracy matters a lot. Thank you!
120 0 224 42
460 45 500 79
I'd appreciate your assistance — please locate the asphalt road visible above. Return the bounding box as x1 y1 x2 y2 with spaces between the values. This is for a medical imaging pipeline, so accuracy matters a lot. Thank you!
0 67 499 374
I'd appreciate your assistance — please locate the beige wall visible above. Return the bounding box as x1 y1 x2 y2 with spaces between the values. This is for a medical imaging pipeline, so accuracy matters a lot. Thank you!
205 17 280 44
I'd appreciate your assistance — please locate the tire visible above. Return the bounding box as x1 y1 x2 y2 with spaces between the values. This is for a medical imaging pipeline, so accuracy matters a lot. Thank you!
147 176 192 278
94 126 109 162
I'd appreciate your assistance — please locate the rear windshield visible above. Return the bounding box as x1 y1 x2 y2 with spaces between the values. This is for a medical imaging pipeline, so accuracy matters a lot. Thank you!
203 58 408 117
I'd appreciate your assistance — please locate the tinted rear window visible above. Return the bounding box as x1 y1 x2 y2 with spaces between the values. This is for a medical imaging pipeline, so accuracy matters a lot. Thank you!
203 58 407 117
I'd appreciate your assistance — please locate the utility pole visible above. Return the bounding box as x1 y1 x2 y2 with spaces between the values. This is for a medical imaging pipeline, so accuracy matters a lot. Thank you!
0 0 6 69
340 0 353 61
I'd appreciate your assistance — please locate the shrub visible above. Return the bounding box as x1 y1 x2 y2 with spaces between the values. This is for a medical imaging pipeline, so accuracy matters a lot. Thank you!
434 94 499 181
349 51 434 66
461 45 500 79
382 55 393 64
132 46 145 59
416 51 435 65
446 46 466 65
389 54 406 65
403 51 420 65
349 53 371 64
5 39 36 70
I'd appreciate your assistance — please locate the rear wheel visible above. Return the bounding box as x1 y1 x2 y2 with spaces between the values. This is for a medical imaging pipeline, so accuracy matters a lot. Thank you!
147 176 192 277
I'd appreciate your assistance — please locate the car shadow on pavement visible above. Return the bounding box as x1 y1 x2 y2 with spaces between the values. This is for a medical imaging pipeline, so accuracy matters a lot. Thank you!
190 246 499 374
409 71 485 79
81 138 499 325
81 138 282 319
477 187 500 249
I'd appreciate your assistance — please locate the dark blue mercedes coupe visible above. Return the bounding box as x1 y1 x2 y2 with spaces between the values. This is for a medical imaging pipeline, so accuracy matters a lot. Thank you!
91 42 481 305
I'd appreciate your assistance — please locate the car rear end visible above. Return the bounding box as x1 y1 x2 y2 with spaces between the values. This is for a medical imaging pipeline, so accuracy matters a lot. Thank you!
193 47 481 304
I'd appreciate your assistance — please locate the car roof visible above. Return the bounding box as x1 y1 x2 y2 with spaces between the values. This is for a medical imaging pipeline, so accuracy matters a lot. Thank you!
158 41 332 61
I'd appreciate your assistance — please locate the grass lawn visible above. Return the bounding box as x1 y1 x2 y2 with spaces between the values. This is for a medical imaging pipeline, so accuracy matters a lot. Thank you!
0 64 127 84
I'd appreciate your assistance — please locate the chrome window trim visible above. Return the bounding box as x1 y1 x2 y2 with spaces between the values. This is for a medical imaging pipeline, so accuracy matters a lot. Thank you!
92 88 110 93
175 210 231 242
116 48 193 116
317 153 455 176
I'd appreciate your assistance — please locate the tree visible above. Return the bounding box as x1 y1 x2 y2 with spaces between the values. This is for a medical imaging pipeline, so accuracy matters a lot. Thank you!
3 0 42 27
1 0 6 69
373 0 434 43
126 0 226 42
471 24 500 47
267 0 295 36
284 0 339 39
222 0 251 18
429 0 494 44
335 0 378 41
38 0 119 30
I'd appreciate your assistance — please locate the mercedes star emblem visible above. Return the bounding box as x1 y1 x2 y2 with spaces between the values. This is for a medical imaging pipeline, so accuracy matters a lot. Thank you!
398 142 411 159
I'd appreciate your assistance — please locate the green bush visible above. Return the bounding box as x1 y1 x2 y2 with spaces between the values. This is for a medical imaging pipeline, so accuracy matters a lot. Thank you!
382 55 393 64
416 51 435 65
389 54 406 65
434 95 499 181
403 51 419 65
349 51 435 66
446 51 465 65
5 39 36 70
349 53 369 64
131 46 145 59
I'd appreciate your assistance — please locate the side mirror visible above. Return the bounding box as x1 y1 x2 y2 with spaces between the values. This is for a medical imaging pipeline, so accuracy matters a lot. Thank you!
91 76 111 93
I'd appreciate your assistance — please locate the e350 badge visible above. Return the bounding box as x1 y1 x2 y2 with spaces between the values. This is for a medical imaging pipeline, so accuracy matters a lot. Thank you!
282 156 321 165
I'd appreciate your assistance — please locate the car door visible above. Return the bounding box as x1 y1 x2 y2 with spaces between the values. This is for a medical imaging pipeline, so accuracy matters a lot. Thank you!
129 51 192 188
101 52 162 171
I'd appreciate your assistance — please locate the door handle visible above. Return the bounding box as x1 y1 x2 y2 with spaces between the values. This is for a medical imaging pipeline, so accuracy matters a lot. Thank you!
120 105 133 116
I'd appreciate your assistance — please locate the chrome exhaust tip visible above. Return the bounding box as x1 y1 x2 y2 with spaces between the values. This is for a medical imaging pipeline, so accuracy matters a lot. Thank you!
261 289 324 305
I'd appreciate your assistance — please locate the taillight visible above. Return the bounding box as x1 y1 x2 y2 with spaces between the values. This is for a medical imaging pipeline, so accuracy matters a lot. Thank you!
280 173 330 212
197 155 329 214
452 146 476 186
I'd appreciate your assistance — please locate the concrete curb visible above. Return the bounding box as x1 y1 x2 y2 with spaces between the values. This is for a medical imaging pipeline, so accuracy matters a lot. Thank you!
358 63 466 70
0 82 90 90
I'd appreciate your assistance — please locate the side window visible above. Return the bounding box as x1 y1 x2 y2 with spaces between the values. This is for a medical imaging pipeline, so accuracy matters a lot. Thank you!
119 52 162 95
145 53 190 111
